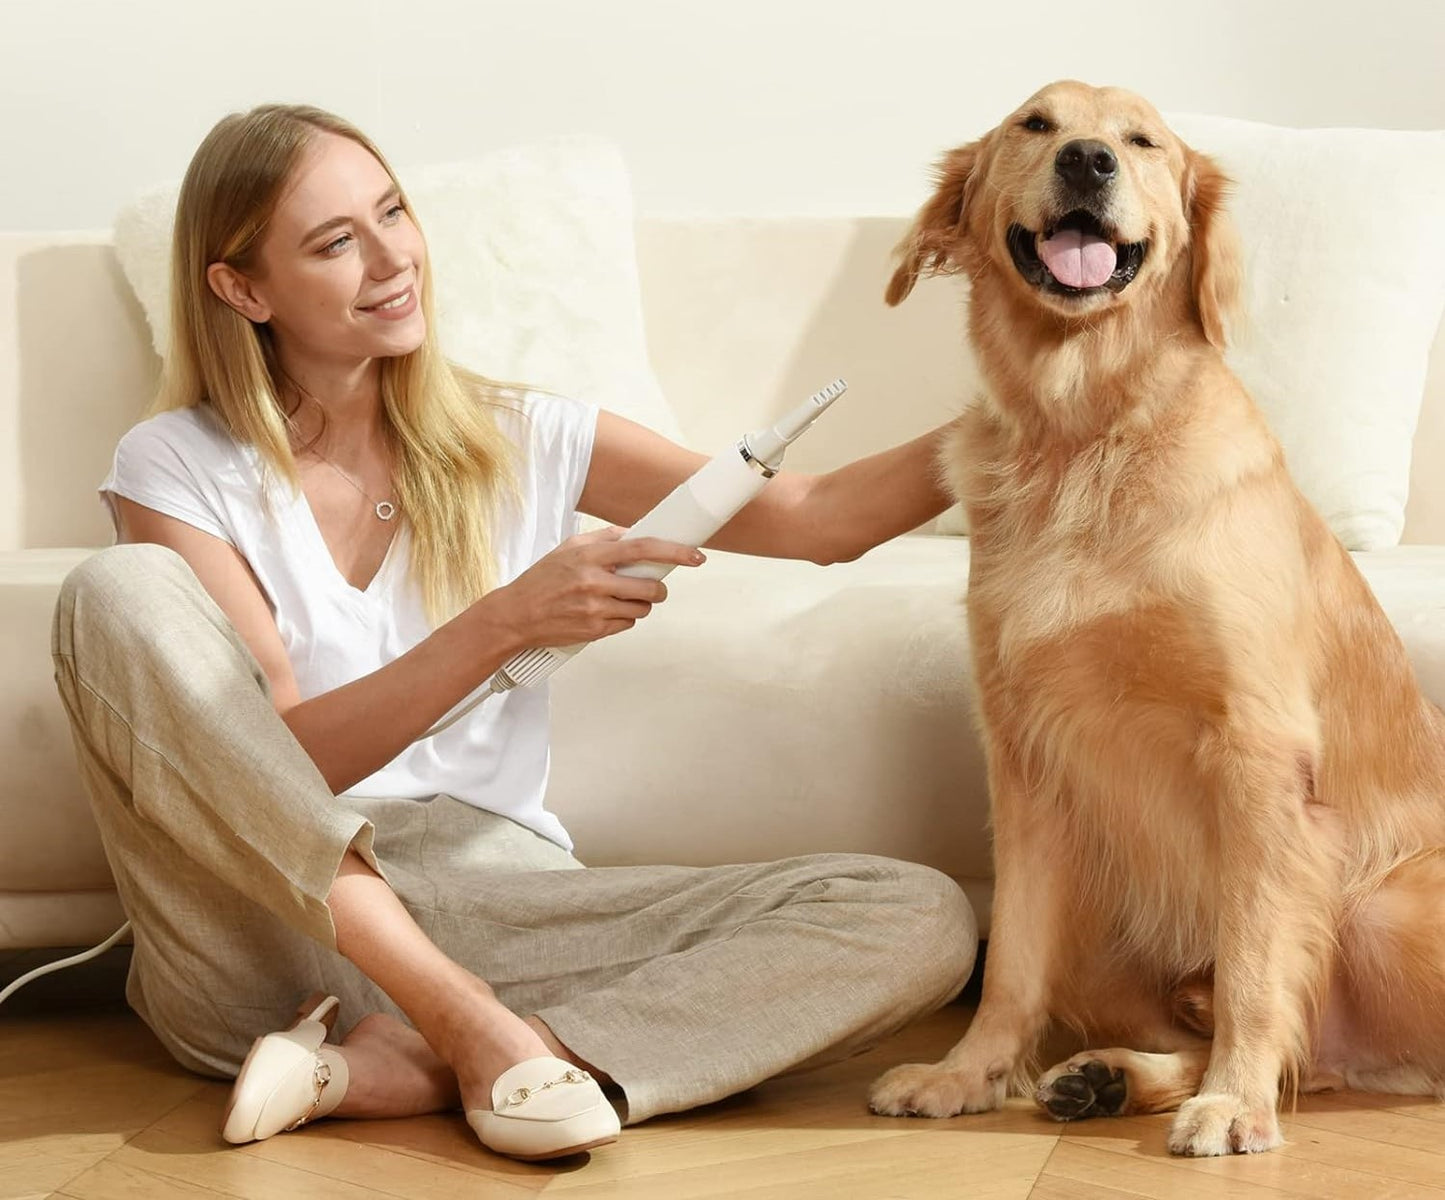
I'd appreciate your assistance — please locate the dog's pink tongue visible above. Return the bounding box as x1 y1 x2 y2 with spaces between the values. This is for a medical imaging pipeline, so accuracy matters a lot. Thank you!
1037 229 1117 289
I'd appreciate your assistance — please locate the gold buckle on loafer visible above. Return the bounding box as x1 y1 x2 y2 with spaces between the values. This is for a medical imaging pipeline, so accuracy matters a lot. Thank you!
498 1068 592 1113
283 1057 333 1132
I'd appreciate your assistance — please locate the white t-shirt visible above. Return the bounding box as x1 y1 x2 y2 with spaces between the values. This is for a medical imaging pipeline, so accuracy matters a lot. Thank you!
100 392 598 851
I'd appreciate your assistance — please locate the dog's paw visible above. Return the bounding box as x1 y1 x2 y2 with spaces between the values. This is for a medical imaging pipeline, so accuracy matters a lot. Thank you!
869 1062 1007 1118
1167 1093 1282 1156
1035 1058 1129 1121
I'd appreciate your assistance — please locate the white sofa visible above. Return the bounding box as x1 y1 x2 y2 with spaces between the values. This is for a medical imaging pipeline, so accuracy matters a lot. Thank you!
3 218 1444 951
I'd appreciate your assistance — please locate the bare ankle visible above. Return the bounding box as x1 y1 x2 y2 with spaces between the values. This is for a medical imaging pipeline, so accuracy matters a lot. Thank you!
425 984 545 1069
525 1015 611 1086
330 1014 459 1118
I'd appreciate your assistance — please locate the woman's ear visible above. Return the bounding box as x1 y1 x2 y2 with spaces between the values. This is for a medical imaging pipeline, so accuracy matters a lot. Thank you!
886 137 988 307
206 262 272 324
1184 149 1243 351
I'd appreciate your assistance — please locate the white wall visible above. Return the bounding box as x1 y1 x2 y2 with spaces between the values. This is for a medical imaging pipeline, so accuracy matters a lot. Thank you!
2 0 1443 230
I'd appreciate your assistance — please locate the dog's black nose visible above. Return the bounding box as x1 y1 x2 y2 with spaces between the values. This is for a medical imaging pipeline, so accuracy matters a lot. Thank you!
1055 140 1118 191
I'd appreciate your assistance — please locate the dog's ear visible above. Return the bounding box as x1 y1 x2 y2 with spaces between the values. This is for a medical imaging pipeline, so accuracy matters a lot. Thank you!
1184 149 1243 351
886 139 987 306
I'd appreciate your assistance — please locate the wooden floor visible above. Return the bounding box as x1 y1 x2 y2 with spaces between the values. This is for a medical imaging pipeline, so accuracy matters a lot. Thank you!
5 963 1445 1199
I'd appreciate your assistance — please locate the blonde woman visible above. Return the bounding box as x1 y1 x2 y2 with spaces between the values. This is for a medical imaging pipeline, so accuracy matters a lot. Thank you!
53 104 976 1163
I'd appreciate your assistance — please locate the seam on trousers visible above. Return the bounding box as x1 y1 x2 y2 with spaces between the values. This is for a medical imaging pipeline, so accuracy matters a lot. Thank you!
418 794 437 884
306 939 335 1018
57 651 247 814
61 654 344 941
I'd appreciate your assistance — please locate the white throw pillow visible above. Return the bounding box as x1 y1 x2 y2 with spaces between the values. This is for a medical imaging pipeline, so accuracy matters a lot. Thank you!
935 116 1445 550
1168 114 1445 551
112 135 683 444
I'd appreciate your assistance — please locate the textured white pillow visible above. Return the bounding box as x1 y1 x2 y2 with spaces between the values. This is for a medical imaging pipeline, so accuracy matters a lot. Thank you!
1166 114 1445 551
112 135 683 442
936 116 1445 549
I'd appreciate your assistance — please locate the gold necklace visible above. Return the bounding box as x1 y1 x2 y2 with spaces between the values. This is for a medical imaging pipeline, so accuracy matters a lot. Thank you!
308 448 398 522
280 377 398 521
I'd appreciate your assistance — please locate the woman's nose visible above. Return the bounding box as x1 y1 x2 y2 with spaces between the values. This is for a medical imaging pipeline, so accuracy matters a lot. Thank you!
368 228 411 278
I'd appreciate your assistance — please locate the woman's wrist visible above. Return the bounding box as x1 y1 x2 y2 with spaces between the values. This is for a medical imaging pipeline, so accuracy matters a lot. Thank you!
459 585 530 666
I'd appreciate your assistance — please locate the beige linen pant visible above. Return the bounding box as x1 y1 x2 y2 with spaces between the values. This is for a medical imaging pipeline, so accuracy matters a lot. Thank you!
52 545 977 1123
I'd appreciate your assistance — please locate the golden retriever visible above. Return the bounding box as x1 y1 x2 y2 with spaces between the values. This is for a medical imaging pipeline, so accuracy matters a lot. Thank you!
869 80 1445 1156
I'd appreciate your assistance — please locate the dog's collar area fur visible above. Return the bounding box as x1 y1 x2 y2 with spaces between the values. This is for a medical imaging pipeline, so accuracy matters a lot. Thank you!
1007 211 1147 297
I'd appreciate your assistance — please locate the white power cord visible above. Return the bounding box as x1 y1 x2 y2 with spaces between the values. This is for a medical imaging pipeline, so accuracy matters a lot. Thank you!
418 680 499 740
0 920 131 1008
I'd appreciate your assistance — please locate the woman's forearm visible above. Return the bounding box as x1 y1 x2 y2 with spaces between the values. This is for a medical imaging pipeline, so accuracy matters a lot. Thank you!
281 595 526 794
704 421 961 565
799 423 960 563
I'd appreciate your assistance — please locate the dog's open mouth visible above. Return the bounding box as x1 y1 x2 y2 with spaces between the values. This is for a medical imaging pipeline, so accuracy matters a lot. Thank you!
1008 211 1147 297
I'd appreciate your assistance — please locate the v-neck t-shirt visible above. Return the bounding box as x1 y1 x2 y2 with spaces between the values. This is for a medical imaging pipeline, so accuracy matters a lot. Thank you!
99 393 598 851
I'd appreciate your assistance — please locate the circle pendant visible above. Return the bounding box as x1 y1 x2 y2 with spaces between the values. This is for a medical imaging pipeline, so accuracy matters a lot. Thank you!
375 501 397 522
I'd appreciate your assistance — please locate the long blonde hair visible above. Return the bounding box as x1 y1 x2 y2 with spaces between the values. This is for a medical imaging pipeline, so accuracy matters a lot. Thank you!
156 103 518 623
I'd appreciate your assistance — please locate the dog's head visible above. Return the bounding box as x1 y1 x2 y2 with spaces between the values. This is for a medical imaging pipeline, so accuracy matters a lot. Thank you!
888 80 1240 349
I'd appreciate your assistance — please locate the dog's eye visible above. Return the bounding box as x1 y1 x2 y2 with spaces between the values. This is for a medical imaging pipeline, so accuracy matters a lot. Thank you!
1130 134 1157 149
1023 115 1052 133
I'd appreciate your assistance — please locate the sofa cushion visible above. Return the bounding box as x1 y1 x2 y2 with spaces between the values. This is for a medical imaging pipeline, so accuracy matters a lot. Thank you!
548 536 988 880
1353 545 1445 702
1167 114 1445 553
111 135 683 443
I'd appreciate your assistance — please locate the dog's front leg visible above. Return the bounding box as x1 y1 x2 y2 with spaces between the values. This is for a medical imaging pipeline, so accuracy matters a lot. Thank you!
1168 733 1338 1157
870 754 1068 1117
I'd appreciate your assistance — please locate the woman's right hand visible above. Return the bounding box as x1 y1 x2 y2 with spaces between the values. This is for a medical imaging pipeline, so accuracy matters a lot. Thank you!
484 527 705 650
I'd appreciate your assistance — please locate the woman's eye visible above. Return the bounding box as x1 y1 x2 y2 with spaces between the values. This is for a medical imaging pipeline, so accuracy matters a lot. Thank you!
321 233 352 256
382 202 406 222
1024 115 1051 133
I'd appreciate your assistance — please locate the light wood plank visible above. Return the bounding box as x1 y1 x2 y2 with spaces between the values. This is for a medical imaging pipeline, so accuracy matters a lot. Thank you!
0 1130 126 1165
60 1157 231 1199
0 1011 169 1078
0 1152 104 1199
542 1100 1058 1195
1287 1088 1445 1157
1028 1174 1157 1200
548 1126 1052 1200
321 1118 551 1192
105 1128 402 1200
263 1137 535 1199
144 1087 543 1197
1274 1105 1445 1191
1057 1115 1445 1199
0 1056 205 1134
1043 1138 1300 1200
0 1014 201 1200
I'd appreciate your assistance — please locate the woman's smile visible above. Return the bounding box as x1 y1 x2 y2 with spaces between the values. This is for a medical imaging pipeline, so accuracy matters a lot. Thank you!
358 286 419 320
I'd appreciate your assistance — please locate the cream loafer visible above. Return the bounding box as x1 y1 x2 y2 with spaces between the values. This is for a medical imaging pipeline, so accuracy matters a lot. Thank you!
221 995 349 1144
466 1056 620 1161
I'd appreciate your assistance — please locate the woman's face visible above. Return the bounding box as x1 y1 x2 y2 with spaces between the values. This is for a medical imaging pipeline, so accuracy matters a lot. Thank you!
220 131 428 374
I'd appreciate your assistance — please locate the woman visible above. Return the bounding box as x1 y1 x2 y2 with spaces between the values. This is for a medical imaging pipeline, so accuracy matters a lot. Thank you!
53 104 976 1163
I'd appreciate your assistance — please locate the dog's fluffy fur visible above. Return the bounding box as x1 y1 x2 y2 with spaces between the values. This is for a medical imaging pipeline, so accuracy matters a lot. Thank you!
868 81 1445 1157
